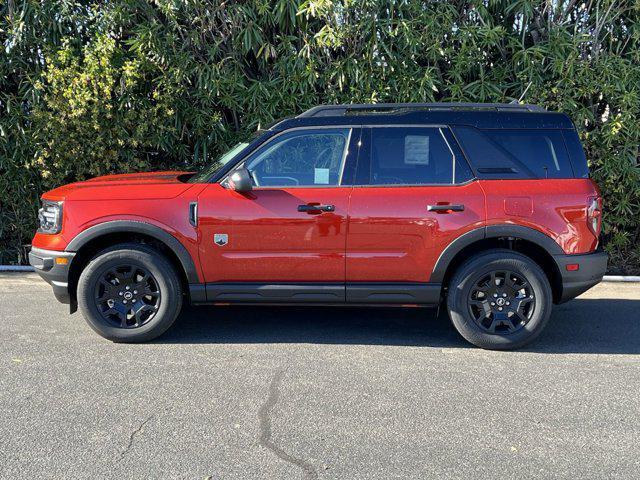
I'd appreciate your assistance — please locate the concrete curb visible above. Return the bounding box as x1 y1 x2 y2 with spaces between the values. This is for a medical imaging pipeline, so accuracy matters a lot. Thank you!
602 275 640 283
1 265 639 282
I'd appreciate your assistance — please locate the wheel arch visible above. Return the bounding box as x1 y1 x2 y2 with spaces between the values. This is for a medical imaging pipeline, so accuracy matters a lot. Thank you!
433 225 564 304
66 221 199 309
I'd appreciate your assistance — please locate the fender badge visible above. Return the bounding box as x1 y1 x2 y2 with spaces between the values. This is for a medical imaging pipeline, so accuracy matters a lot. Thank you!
214 233 228 246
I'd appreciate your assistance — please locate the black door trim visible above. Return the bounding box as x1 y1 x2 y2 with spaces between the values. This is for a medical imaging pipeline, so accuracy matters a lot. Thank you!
191 282 442 305
346 283 441 304
205 283 345 303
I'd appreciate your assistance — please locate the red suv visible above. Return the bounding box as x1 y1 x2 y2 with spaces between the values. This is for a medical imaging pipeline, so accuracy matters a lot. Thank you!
29 103 607 349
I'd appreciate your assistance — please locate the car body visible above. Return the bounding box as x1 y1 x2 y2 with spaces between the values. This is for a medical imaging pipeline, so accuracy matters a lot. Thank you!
29 103 607 349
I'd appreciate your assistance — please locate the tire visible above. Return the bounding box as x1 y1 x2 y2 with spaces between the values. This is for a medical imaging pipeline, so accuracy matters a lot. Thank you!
77 243 183 342
446 249 552 350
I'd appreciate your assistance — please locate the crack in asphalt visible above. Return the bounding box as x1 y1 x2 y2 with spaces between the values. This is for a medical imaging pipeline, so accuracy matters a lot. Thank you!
258 370 318 479
117 415 154 463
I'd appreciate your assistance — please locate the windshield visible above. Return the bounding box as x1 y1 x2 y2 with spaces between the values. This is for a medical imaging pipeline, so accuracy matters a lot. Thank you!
188 142 250 183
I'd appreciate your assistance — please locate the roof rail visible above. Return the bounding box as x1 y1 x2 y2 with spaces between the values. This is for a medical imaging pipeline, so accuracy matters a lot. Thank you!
297 103 547 118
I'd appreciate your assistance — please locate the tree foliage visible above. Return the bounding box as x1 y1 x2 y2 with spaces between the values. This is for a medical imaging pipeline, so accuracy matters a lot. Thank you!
1 0 639 272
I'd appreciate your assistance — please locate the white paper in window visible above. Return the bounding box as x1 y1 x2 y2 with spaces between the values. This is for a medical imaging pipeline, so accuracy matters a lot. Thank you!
404 135 430 165
314 168 330 184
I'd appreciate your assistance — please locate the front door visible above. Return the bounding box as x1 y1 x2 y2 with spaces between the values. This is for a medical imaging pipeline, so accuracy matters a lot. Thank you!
346 126 485 303
197 127 359 302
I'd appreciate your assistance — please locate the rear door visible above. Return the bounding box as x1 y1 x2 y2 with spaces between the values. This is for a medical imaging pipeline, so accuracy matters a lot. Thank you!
346 126 485 303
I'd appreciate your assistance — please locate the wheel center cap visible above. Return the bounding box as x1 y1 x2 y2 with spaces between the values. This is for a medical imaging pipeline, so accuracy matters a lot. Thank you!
496 297 506 306
123 292 133 300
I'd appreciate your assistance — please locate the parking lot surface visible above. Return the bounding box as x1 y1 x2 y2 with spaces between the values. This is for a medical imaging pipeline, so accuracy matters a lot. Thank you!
1 273 639 479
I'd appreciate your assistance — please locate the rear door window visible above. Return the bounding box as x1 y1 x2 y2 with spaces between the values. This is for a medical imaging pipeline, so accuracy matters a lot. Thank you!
482 129 574 178
368 127 459 185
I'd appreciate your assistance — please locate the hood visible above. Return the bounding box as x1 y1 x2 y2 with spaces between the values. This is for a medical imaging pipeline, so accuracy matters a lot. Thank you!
42 171 197 201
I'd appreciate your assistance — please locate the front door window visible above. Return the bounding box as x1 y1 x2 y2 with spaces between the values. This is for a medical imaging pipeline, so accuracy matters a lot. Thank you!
245 128 351 187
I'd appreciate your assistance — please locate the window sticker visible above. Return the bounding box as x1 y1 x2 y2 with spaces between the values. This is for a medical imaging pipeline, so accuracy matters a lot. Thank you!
314 168 330 184
404 135 430 165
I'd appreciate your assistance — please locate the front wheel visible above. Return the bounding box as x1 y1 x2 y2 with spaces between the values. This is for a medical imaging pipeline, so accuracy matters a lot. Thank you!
77 243 183 342
447 250 552 350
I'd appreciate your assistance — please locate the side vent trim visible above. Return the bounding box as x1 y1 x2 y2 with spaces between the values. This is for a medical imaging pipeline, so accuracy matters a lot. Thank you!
189 202 198 227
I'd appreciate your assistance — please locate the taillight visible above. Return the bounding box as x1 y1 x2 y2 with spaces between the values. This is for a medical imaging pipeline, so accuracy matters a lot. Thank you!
587 196 602 239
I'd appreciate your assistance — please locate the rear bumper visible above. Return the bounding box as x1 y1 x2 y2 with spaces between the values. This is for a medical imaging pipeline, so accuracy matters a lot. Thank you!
554 249 608 304
28 247 75 305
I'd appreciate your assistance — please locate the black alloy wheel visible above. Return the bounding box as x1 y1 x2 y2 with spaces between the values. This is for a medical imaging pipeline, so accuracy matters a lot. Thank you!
77 243 182 342
446 249 552 350
94 264 161 329
467 270 535 334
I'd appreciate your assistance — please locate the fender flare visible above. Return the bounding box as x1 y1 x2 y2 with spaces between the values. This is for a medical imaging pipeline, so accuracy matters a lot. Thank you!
430 225 563 283
65 220 200 283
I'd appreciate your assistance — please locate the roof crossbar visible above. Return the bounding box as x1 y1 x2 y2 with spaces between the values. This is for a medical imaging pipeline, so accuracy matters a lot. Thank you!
297 103 547 118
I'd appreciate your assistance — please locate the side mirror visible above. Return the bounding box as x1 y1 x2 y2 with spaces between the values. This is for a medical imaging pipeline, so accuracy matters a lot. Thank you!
228 168 253 192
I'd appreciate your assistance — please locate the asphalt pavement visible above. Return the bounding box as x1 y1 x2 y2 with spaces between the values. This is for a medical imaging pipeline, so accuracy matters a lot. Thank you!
1 273 639 479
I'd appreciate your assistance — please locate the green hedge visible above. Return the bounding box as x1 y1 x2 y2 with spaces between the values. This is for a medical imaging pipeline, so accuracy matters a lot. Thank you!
1 1 639 272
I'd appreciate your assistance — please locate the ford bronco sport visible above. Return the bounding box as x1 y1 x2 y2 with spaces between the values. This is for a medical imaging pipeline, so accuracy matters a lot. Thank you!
29 103 607 349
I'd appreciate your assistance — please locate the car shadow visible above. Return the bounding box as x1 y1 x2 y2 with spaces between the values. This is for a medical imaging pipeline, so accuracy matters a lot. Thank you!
157 298 640 354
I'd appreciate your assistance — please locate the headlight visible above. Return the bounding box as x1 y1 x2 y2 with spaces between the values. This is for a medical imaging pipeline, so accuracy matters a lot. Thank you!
37 200 63 234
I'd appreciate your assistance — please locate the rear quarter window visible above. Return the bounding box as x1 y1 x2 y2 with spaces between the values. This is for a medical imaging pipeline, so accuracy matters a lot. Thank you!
562 130 589 178
452 126 578 179
482 129 574 179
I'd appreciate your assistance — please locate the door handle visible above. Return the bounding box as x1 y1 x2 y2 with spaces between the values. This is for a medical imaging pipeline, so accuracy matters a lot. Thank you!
427 204 465 212
298 204 335 213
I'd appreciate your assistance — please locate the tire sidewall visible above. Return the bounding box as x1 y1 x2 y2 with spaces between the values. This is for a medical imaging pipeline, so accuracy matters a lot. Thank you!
447 251 552 350
78 245 182 342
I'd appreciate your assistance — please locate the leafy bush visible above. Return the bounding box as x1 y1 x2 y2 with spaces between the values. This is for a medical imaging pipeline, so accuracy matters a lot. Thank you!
1 0 639 272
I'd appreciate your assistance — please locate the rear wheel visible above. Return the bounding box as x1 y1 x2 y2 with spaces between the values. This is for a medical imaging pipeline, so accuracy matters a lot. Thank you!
446 249 552 350
77 243 182 342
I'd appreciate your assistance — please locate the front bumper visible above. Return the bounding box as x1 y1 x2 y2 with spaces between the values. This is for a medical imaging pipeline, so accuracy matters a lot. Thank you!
28 247 75 305
554 249 608 304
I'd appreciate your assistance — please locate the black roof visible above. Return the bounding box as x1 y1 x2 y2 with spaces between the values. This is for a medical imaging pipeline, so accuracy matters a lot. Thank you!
271 103 574 131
